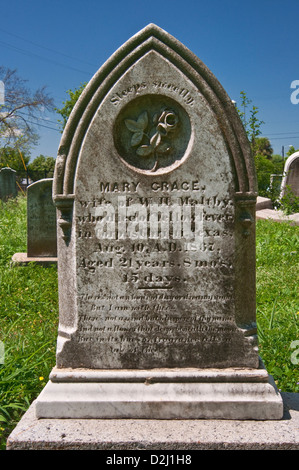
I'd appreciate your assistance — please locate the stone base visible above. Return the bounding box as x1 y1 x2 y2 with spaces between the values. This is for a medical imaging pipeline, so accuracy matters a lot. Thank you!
6 392 298 450
34 366 283 420
256 209 299 225
256 196 273 210
11 252 57 266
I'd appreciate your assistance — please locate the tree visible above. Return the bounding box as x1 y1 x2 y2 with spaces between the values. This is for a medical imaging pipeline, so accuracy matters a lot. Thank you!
287 146 299 157
235 91 283 199
254 153 284 199
0 146 30 172
27 154 56 180
56 82 86 131
236 91 264 149
0 67 54 152
253 137 273 158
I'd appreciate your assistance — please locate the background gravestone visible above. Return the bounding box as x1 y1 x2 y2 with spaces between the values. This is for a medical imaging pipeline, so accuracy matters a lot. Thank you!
35 24 283 420
11 178 57 264
0 167 17 200
27 179 57 257
280 151 299 199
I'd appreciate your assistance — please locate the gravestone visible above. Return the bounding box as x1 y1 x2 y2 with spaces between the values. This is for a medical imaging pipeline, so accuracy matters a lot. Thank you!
11 179 57 264
35 24 283 420
0 167 17 200
280 151 299 199
27 179 57 257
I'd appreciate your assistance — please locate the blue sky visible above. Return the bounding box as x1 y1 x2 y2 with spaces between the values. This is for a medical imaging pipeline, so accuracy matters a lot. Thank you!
1 0 299 160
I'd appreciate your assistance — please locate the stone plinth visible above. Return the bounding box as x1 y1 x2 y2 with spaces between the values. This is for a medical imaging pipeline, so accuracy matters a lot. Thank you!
11 252 57 266
35 364 283 420
6 392 298 450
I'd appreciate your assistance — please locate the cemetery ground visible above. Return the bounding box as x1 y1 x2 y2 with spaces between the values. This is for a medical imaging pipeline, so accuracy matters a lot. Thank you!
0 195 298 449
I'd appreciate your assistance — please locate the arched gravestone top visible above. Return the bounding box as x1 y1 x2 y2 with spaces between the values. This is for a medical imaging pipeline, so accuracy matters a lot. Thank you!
52 23 259 370
53 23 257 199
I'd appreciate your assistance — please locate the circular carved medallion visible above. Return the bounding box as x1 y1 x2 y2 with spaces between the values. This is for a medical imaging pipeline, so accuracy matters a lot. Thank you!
114 95 192 174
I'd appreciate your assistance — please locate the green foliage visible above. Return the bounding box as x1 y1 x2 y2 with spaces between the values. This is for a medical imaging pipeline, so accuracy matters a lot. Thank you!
272 154 284 164
287 146 299 157
27 154 56 180
55 82 86 131
0 147 30 172
235 92 285 200
279 185 299 215
236 91 264 145
0 148 56 183
254 152 284 200
252 137 273 158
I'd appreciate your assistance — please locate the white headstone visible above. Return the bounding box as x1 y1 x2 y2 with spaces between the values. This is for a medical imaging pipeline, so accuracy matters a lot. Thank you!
280 151 299 199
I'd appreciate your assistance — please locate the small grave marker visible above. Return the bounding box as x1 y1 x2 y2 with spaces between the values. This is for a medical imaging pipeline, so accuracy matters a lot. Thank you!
0 167 17 200
12 179 57 265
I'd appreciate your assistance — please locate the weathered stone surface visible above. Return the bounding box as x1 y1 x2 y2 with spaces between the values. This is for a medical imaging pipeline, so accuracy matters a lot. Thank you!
0 167 17 200
33 24 282 420
53 24 259 372
256 196 273 210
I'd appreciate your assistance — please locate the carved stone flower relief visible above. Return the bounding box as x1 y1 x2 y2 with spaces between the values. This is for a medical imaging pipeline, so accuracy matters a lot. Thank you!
125 108 179 171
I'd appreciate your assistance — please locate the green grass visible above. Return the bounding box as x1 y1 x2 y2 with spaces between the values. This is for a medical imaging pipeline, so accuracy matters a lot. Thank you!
0 196 58 449
0 196 298 449
256 219 299 393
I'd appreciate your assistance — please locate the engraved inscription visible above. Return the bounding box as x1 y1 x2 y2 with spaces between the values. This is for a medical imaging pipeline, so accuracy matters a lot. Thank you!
74 175 237 368
75 289 239 365
28 200 56 237
110 81 195 106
